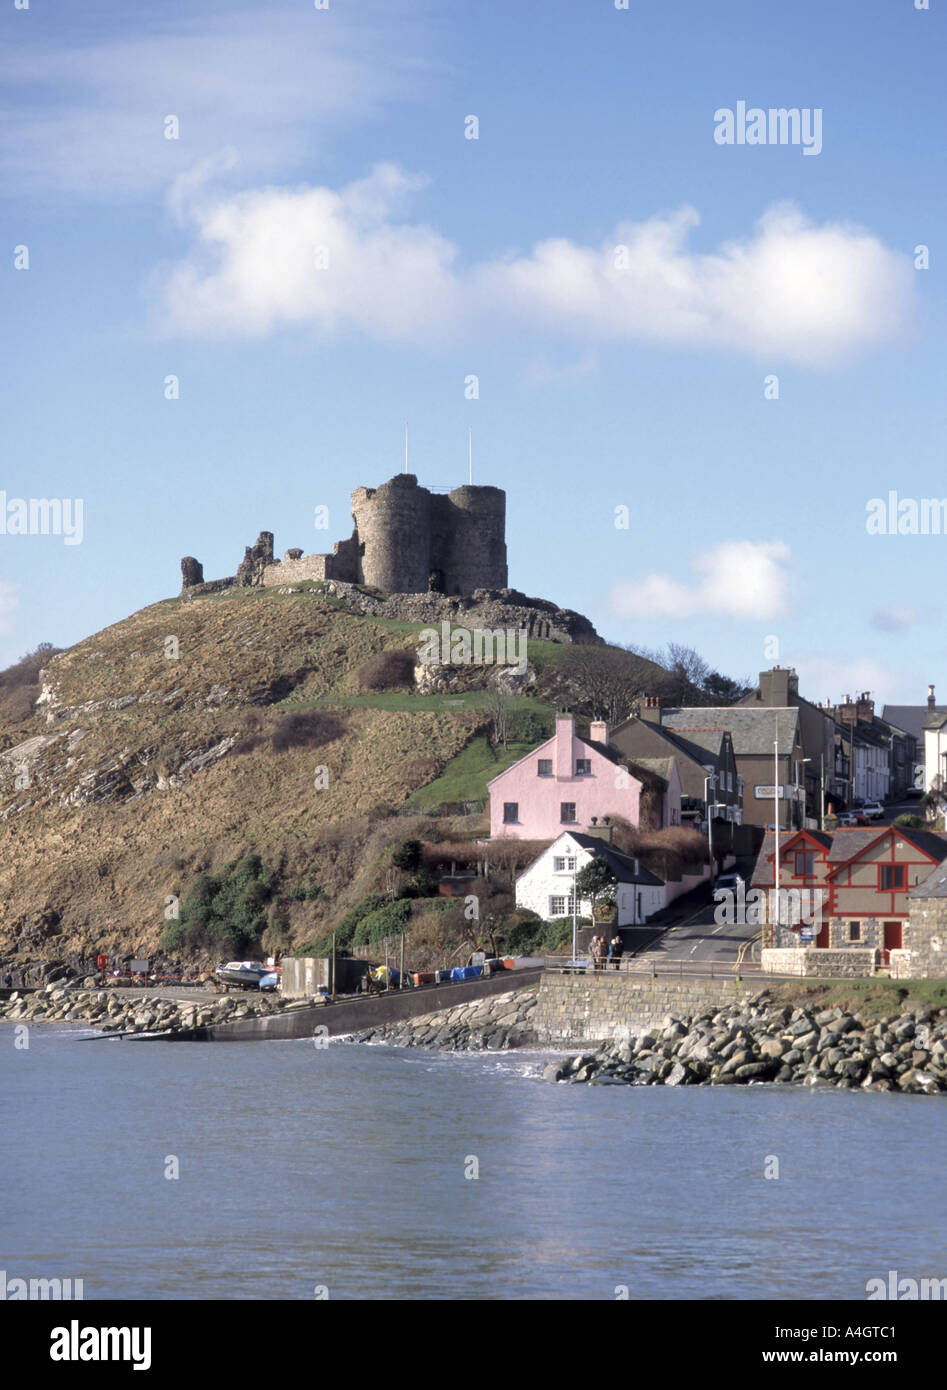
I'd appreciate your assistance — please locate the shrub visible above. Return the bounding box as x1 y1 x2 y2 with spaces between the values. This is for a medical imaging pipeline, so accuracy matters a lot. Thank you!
271 710 346 753
893 813 928 828
333 894 388 950
356 648 416 692
162 852 280 955
392 838 423 872
352 898 412 947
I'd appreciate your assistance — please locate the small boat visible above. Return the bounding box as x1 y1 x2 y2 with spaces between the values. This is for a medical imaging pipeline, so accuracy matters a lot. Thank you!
215 960 270 990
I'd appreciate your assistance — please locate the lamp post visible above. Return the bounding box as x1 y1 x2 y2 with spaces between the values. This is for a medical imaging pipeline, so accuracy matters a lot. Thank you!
572 856 578 967
703 772 716 880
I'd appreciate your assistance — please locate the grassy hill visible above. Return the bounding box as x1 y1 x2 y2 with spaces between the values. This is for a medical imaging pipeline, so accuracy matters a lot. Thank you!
0 585 551 966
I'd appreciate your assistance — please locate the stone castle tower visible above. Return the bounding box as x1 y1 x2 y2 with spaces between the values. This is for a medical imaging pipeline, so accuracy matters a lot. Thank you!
350 474 507 594
181 473 508 597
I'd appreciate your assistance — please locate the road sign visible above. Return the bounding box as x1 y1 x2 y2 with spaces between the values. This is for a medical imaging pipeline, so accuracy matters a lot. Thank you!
754 785 788 799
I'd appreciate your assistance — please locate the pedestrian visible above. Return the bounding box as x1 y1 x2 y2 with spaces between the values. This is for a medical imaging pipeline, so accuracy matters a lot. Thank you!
611 935 623 971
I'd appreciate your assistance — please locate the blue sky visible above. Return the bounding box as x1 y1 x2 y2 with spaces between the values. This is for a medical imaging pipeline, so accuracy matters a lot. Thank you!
1 0 944 703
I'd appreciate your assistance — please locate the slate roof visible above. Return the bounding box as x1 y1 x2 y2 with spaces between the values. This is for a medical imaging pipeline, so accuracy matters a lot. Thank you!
662 707 800 756
567 832 665 886
881 704 947 743
751 827 947 886
750 830 832 886
625 756 674 787
909 859 947 898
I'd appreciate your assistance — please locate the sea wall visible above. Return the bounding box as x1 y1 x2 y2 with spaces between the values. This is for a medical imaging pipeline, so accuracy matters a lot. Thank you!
530 971 757 1045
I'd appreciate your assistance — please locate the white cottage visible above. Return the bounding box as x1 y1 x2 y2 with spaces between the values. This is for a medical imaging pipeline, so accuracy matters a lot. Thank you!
515 830 666 926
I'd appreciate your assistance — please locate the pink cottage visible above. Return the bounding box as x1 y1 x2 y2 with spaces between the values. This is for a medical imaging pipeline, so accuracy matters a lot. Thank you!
488 712 681 840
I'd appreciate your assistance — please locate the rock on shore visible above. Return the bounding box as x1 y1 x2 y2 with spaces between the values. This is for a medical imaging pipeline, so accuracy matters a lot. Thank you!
541 994 947 1094
351 988 538 1051
0 985 295 1033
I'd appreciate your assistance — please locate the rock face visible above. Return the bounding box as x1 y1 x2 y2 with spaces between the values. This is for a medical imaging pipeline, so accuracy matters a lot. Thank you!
351 988 539 1051
316 583 601 645
540 994 947 1094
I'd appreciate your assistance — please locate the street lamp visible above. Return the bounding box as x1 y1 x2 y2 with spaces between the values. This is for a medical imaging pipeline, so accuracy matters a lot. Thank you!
703 770 716 880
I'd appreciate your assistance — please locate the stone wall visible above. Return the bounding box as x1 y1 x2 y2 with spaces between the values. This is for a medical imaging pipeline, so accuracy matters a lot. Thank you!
530 972 759 1044
761 947 878 977
896 896 947 978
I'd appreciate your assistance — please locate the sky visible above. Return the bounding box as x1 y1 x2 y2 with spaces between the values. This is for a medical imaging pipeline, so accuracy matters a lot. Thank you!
1 0 945 705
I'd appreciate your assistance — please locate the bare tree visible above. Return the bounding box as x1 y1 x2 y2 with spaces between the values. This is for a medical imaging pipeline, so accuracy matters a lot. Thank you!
485 685 512 748
542 645 659 725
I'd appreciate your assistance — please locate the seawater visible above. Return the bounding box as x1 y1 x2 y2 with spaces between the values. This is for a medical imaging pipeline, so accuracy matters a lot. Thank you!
2 1024 945 1300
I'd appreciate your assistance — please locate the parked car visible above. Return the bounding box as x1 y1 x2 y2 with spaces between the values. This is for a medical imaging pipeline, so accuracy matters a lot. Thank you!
837 811 867 827
861 801 885 820
714 871 744 892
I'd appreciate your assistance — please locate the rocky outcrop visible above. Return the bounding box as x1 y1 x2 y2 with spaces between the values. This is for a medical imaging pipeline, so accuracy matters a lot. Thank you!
540 994 947 1095
351 987 538 1051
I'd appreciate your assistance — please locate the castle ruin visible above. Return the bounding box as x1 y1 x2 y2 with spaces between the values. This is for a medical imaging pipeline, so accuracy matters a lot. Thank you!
181 473 508 597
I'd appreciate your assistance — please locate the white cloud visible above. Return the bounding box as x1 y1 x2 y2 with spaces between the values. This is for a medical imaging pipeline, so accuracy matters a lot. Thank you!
871 605 919 633
609 540 792 620
154 164 462 342
0 6 429 200
152 175 916 363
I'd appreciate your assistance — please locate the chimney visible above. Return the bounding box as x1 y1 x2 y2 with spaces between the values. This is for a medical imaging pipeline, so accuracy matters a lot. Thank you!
585 814 613 845
929 684 936 710
759 666 792 707
555 709 574 779
590 719 609 745
856 691 874 722
640 695 662 724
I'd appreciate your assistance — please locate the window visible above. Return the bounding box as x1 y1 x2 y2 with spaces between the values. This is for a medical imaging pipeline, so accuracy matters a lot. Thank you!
550 895 575 917
560 802 577 823
575 758 591 776
849 921 861 942
553 855 576 872
880 865 906 891
503 802 519 824
794 851 815 876
537 759 553 777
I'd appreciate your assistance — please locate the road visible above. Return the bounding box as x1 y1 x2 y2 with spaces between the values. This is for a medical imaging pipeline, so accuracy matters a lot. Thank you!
626 879 761 975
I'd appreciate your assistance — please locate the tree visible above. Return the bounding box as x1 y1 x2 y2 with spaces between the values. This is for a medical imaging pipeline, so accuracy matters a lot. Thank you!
391 838 423 872
701 670 754 704
485 685 512 748
545 645 658 725
575 858 618 922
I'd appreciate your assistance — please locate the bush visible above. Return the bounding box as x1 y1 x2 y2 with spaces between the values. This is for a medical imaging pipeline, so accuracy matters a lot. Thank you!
356 648 416 692
333 894 388 950
392 838 423 872
163 852 279 955
507 711 546 744
271 710 346 753
893 813 928 828
352 898 412 947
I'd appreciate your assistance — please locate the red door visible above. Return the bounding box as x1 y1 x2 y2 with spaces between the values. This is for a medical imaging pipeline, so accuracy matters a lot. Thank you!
881 920 902 966
883 921 902 950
